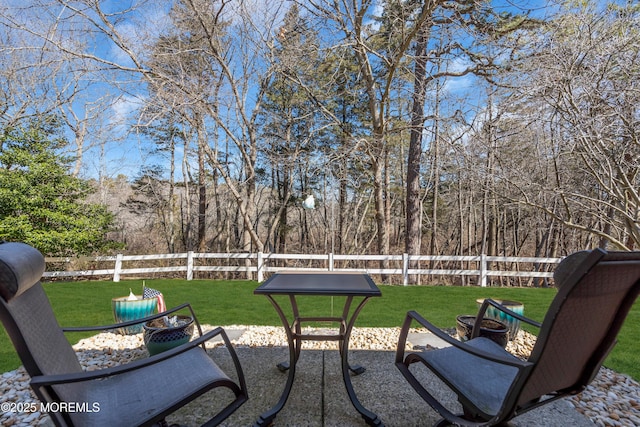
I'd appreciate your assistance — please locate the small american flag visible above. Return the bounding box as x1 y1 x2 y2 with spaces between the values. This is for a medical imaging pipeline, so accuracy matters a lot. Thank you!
143 286 166 313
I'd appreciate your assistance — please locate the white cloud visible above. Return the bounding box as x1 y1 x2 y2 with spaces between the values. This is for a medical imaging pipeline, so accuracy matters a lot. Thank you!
108 1 171 66
442 74 475 94
110 95 142 127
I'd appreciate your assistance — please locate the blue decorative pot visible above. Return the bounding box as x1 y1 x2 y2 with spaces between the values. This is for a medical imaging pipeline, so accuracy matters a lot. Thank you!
476 299 524 341
112 296 158 335
143 315 194 356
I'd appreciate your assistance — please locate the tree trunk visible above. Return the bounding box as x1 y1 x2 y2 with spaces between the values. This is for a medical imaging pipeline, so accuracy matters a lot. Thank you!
167 134 176 253
338 161 347 254
277 168 289 253
197 123 207 252
406 25 429 283
373 147 390 280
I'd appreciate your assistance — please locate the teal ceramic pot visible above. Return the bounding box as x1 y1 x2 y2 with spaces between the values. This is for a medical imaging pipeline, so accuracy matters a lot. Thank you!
456 315 509 348
112 296 158 335
476 299 524 341
143 315 194 356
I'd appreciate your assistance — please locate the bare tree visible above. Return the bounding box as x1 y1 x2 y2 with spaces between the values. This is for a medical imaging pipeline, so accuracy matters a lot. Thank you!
177 0 287 254
503 2 640 250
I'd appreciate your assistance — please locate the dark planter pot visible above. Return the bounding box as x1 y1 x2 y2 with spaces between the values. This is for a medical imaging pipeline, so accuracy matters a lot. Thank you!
456 315 509 348
143 315 194 356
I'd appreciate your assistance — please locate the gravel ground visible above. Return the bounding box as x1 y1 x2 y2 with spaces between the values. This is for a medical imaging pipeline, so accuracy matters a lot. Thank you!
1 325 639 426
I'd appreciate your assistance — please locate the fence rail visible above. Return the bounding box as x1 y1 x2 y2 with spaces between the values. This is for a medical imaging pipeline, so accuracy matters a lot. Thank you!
44 252 562 286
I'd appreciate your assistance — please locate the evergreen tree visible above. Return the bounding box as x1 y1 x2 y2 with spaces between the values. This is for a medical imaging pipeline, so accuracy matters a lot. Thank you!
0 117 119 256
260 4 323 252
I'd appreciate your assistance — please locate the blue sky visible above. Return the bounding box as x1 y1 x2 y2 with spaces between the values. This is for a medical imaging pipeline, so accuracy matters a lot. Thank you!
68 0 553 181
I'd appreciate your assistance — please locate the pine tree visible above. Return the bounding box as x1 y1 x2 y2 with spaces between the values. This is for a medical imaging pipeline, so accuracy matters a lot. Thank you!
0 117 118 256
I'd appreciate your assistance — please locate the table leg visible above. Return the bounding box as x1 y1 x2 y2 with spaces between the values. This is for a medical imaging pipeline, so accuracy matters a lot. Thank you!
277 295 303 371
338 297 367 375
341 297 384 426
254 295 299 427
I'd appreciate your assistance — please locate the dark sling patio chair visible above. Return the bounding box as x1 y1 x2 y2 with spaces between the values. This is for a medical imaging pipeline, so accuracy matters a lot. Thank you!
0 242 248 426
395 249 640 426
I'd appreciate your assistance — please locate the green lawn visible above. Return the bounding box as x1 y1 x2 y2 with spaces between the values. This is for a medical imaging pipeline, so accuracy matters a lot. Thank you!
1 279 638 381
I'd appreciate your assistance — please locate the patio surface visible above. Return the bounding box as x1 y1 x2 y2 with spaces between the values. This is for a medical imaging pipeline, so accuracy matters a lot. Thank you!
166 332 595 426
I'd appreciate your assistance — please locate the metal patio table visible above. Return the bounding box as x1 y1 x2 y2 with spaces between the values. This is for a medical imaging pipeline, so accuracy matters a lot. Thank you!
253 271 383 427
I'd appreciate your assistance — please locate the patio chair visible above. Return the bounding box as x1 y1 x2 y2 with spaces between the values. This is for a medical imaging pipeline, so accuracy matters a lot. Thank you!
395 249 640 426
0 241 248 426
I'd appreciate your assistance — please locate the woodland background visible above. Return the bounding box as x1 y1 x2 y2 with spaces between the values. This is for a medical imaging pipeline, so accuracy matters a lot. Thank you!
0 1 638 268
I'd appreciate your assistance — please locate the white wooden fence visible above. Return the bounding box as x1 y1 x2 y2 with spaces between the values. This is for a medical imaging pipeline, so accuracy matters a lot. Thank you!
43 252 562 286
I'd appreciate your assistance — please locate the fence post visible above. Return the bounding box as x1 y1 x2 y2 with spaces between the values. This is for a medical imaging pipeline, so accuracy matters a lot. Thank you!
257 252 264 282
187 251 194 281
480 253 487 287
113 254 123 282
403 253 409 286
329 252 334 271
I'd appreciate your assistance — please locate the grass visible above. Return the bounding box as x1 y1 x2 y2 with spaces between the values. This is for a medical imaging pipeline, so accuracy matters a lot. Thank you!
1 279 638 381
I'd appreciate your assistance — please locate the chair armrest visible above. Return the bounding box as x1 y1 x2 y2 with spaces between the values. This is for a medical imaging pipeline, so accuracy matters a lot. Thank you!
30 327 244 389
395 310 532 368
62 303 204 337
476 298 542 330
